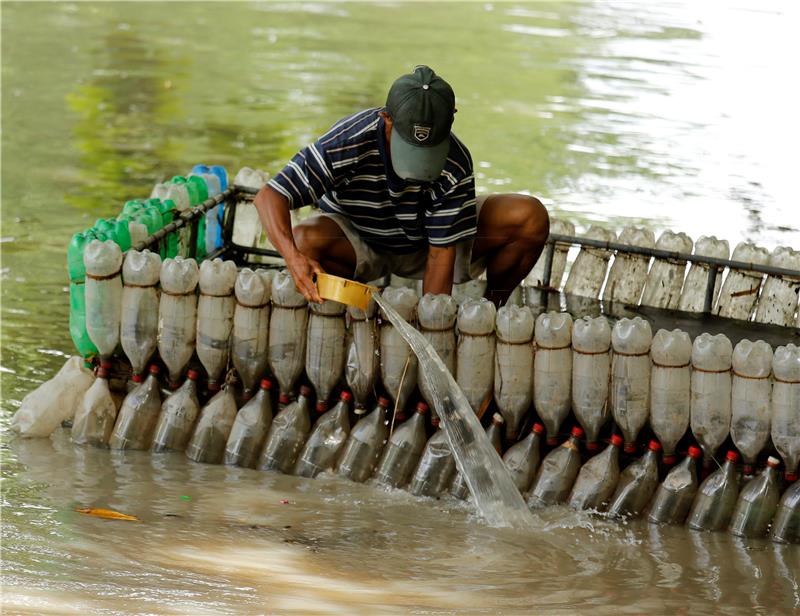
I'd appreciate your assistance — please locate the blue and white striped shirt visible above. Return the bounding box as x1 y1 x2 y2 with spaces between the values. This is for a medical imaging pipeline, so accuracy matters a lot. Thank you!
267 107 477 253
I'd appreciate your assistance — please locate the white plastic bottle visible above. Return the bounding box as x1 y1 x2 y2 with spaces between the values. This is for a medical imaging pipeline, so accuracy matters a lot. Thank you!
232 167 270 255
306 299 347 412
158 257 199 387
231 268 272 397
563 225 616 299
417 294 457 417
379 286 419 414
534 311 573 445
196 259 237 392
120 249 161 379
771 344 800 482
641 231 693 309
345 299 379 414
649 329 692 466
611 317 653 453
84 239 123 359
690 332 733 470
493 305 534 441
456 298 497 414
603 226 655 306
523 218 575 311
754 247 800 326
715 242 770 319
730 339 774 476
677 236 730 312
268 270 308 398
571 316 611 452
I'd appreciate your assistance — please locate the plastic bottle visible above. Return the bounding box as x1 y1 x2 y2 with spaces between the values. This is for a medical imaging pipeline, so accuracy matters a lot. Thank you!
379 287 419 414
196 259 237 391
649 328 692 465
150 198 178 258
677 236 730 312
493 305 534 440
640 231 693 309
336 396 389 483
690 333 733 470
451 413 505 500
771 344 800 482
345 299 379 414
294 391 352 478
534 312 573 445
524 218 575 296
151 369 201 453
258 385 313 473
610 317 653 453
71 362 117 447
185 385 238 464
563 225 616 299
730 339 774 476
527 426 584 508
715 242 770 319
190 166 224 255
648 445 702 525
83 240 123 359
503 422 545 493
607 439 661 518
232 167 269 253
120 249 161 379
69 282 99 359
603 226 655 305
568 434 624 511
374 401 429 488
686 450 740 532
109 364 163 450
728 456 781 538
417 294 457 419
409 417 456 497
11 356 94 439
151 181 191 256
158 257 200 387
452 278 488 306
68 231 93 282
770 480 800 544
224 378 274 468
306 300 347 412
231 268 273 397
268 270 308 398
456 298 496 414
754 247 800 326
570 316 611 451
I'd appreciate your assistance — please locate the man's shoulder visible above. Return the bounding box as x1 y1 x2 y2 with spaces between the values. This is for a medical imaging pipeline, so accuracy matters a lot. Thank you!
443 132 474 179
318 108 382 150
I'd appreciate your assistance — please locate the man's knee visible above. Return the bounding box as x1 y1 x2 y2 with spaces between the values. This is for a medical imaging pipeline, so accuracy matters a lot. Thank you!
293 220 330 259
506 194 549 245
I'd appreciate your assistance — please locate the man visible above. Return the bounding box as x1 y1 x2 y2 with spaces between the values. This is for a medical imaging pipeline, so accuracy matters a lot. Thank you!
254 65 549 306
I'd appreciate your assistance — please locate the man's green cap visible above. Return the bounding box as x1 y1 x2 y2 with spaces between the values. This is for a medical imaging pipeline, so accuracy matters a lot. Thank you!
386 65 455 183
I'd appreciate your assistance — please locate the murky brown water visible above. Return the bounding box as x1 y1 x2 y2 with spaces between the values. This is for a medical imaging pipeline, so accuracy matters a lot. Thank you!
2 1 799 614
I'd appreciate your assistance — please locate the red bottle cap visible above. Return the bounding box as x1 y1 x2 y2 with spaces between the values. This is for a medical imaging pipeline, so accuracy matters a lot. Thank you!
586 441 600 452
624 442 637 454
416 401 429 414
570 426 584 439
339 390 353 402
610 434 623 447
663 454 677 466
725 450 740 463
532 423 545 435
785 472 798 482
278 394 290 405
378 396 391 408
207 381 220 392
97 367 109 379
100 361 113 370
131 374 143 384
148 364 160 375
743 464 755 476
315 401 328 413
260 378 272 390
299 385 313 397
547 437 560 446
766 456 780 469
187 369 199 380
648 440 662 452
687 446 702 459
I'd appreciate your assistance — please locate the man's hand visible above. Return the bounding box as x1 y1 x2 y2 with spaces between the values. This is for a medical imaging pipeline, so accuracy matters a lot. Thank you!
285 250 324 304
422 245 456 296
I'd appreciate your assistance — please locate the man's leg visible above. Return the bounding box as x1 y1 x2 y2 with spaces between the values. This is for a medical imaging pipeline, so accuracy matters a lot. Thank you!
293 216 358 278
471 193 550 306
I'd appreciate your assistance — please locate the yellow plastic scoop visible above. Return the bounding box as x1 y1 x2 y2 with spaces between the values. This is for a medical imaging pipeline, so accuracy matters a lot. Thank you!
315 273 378 311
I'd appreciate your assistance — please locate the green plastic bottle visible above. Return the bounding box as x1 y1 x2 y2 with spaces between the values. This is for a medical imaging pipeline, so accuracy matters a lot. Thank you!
67 231 92 282
153 198 178 257
69 281 98 359
172 176 208 259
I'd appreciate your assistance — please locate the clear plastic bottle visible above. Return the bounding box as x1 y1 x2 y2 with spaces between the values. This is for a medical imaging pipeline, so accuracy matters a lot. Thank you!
294 390 352 478
568 434 623 511
770 480 800 544
224 378 274 468
729 456 781 538
151 369 201 453
686 450 740 532
185 386 238 464
379 287 419 414
120 249 161 379
345 301 379 413
109 364 163 450
409 416 456 497
306 300 347 412
158 257 199 387
336 396 389 483
196 259 237 392
257 385 312 473
83 239 123 359
417 294 457 420
571 316 611 452
607 439 661 518
533 312 573 445
648 445 702 525
494 305 534 441
455 298 496 414
527 426 584 508
72 362 117 447
268 271 308 398
610 317 653 454
231 268 273 397
451 413 505 500
503 422 545 493
374 401 429 488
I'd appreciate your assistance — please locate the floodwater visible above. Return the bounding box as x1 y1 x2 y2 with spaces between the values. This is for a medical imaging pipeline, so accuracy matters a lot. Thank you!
1 1 798 614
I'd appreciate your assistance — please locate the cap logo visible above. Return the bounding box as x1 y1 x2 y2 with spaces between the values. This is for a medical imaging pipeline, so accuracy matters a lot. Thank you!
413 125 431 142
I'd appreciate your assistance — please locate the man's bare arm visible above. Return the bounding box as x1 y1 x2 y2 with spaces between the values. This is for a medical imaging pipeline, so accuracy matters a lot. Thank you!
253 185 323 303
422 245 456 296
